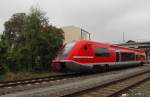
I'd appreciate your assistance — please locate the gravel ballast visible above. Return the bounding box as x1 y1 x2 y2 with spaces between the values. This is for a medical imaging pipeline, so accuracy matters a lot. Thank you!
0 65 150 97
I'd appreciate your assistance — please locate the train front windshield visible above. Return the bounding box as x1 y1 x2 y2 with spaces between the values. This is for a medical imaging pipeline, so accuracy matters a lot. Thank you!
58 42 75 57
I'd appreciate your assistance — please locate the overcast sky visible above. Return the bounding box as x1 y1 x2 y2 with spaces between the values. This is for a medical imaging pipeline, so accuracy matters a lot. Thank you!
0 0 150 43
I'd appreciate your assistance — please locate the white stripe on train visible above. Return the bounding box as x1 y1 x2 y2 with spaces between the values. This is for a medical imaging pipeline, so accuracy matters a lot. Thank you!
73 56 94 58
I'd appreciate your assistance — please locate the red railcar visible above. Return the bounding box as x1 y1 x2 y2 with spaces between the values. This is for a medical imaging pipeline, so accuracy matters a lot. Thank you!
51 40 146 72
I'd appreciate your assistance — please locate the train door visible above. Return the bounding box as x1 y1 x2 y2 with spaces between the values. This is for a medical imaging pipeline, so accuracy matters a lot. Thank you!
116 52 120 62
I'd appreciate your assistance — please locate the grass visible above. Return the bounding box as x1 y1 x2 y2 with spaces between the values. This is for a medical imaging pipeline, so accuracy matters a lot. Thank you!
0 71 52 81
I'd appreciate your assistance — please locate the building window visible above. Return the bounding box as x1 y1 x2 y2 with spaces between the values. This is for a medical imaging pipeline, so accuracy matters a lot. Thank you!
121 53 135 61
94 46 109 56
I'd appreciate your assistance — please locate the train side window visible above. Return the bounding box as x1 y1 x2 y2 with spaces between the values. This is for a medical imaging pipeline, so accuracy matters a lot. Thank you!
94 46 109 56
121 53 135 61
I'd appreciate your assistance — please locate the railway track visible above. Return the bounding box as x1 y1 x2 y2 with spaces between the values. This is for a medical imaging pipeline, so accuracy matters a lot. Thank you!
0 65 149 97
0 73 83 88
64 70 150 97
0 67 134 89
0 68 132 96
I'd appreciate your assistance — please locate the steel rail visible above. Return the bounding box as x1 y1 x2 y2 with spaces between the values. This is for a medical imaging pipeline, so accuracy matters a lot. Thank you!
63 70 150 97
0 73 81 88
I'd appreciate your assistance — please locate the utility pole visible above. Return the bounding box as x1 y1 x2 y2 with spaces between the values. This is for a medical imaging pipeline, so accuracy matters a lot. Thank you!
81 28 91 40
123 32 125 43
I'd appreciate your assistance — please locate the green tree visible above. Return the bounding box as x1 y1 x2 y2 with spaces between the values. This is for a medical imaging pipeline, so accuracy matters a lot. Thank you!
4 13 26 49
3 7 64 72
23 7 64 71
0 34 8 74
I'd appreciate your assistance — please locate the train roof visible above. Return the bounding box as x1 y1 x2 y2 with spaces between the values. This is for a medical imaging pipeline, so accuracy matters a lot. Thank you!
75 40 145 53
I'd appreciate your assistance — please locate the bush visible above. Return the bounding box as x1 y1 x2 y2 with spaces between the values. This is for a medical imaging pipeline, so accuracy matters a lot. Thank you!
0 64 9 75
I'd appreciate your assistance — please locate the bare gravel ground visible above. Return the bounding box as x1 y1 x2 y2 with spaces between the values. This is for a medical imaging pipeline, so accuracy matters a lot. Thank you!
0 69 126 95
0 66 143 96
119 64 150 97
119 79 150 97
0 65 150 97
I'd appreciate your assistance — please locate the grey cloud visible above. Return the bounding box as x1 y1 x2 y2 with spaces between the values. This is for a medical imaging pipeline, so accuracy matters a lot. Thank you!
0 0 150 43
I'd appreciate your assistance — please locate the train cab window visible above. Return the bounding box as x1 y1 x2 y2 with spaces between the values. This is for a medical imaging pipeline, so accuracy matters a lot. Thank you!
94 46 109 56
57 42 75 57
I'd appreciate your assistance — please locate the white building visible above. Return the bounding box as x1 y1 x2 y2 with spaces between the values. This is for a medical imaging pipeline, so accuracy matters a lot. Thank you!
61 26 90 43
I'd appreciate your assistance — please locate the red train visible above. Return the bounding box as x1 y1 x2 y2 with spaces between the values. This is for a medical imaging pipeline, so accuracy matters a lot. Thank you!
51 40 146 72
